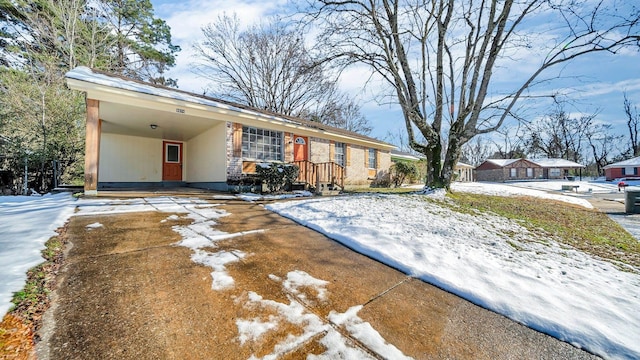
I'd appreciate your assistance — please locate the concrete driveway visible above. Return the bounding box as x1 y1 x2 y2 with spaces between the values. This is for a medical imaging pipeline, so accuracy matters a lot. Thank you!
36 195 597 359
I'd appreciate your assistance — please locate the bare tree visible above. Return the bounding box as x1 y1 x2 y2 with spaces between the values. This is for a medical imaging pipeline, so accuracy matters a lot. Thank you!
585 122 623 176
624 93 640 157
304 98 373 135
195 15 331 116
303 0 640 189
460 136 492 166
523 107 592 162
194 14 373 134
491 125 526 159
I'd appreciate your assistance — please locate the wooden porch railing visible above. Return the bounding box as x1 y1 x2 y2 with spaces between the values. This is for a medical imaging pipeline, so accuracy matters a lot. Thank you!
292 160 345 190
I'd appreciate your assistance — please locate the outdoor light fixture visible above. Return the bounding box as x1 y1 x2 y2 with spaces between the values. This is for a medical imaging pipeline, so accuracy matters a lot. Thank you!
150 124 158 130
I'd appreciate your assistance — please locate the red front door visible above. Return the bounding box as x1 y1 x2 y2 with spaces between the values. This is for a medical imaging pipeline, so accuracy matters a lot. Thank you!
293 136 308 161
163 141 182 181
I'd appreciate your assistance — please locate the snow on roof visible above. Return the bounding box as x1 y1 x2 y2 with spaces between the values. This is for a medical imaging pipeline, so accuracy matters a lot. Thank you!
604 156 640 169
485 159 521 167
390 150 424 161
529 158 585 168
65 67 391 147
456 161 474 168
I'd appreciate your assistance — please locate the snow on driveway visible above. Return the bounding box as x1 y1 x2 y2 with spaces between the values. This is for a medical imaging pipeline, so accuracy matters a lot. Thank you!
164 198 408 359
267 194 640 360
2 183 638 359
0 193 77 316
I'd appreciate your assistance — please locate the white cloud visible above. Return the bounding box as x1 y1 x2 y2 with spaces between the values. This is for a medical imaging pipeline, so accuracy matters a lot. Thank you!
153 0 290 92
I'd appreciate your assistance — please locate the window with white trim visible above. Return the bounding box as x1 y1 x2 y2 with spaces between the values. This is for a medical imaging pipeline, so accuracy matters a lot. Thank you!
334 142 345 166
368 148 377 169
526 168 533 177
549 168 561 177
241 126 282 161
510 168 517 177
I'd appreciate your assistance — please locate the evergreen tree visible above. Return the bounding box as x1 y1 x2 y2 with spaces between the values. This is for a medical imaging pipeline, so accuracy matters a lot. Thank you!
0 0 180 192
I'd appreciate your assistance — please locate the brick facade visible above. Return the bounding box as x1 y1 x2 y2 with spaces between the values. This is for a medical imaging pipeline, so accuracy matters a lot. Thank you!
225 122 391 187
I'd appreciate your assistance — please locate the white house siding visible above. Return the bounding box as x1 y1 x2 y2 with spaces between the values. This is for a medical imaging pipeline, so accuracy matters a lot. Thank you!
186 122 227 183
99 133 163 182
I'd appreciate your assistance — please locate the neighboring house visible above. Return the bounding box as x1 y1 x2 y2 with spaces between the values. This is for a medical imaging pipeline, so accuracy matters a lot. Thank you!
529 158 585 179
454 162 475 182
604 156 640 180
390 150 475 182
65 67 393 195
476 158 585 182
475 159 542 182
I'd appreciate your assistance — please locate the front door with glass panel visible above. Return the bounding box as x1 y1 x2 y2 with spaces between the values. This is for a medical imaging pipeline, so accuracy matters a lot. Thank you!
293 136 308 161
163 141 182 181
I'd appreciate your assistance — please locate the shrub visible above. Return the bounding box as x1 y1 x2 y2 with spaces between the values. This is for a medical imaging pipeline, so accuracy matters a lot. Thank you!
390 161 418 187
255 163 299 193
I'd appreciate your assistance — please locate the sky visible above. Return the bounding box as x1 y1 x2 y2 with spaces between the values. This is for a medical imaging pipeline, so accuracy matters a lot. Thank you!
149 0 640 147
2 179 638 358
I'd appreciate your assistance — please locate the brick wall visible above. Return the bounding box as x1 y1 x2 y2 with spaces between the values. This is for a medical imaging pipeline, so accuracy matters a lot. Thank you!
226 122 242 180
310 137 330 163
476 168 506 182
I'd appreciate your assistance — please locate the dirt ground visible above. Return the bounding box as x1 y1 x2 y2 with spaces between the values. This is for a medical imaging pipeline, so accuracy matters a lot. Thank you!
34 197 598 359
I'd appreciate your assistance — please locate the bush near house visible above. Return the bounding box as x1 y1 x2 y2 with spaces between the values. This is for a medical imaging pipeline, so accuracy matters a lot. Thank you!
255 163 300 193
390 160 419 187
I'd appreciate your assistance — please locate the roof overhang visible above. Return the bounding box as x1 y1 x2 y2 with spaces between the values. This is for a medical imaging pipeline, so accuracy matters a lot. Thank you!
66 75 395 150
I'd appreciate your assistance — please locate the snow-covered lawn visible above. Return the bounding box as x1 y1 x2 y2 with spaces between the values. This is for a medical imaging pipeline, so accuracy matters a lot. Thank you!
0 193 77 316
1 181 638 359
267 194 640 360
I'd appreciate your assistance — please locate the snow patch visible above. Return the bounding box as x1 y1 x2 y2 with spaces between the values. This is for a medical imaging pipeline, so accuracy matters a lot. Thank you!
237 191 314 202
160 214 181 223
451 182 594 208
282 270 329 302
237 317 280 345
328 306 412 360
238 271 410 359
191 250 245 290
85 222 103 230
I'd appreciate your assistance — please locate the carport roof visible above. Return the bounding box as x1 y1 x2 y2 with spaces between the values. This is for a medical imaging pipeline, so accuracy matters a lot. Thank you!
65 67 394 149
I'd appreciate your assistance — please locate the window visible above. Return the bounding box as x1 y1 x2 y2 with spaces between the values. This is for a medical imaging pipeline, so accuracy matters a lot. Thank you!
623 167 637 176
334 142 345 166
526 168 533 177
510 168 517 177
166 144 180 163
368 148 377 169
241 126 282 161
549 168 561 177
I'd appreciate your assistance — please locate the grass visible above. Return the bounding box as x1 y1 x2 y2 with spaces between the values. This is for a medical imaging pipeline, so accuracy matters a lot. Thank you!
446 192 640 269
1 230 68 358
344 186 418 194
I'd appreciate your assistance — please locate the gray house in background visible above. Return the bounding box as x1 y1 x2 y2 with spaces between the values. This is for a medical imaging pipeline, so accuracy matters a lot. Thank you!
475 159 542 182
475 158 585 182
529 158 585 179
